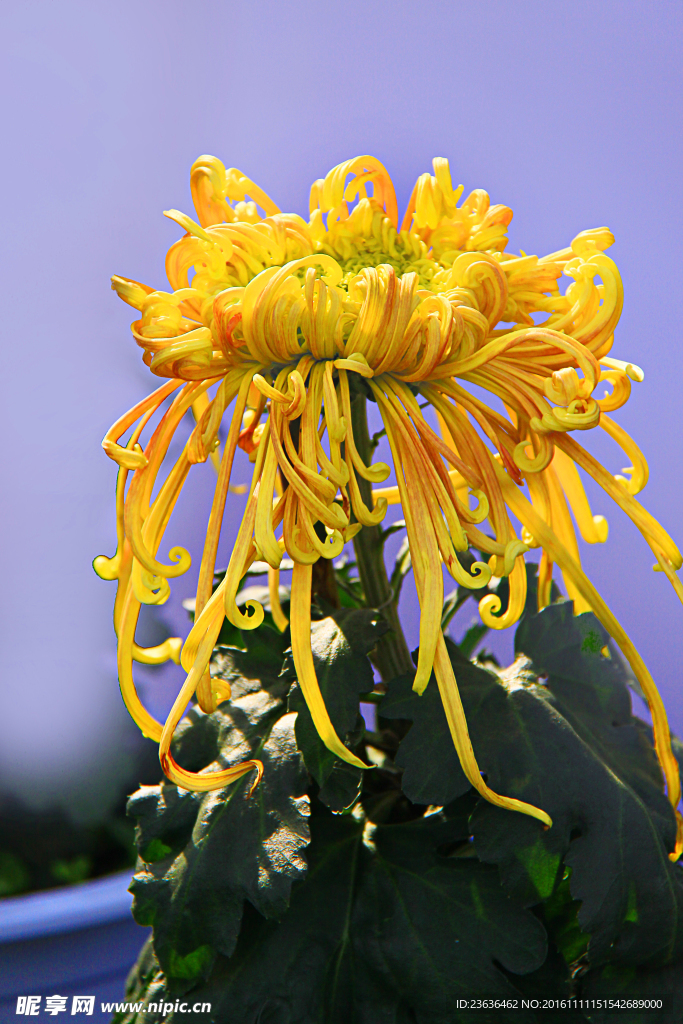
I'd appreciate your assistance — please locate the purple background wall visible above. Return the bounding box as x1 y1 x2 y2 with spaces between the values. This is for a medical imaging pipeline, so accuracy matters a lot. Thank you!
2 0 682 815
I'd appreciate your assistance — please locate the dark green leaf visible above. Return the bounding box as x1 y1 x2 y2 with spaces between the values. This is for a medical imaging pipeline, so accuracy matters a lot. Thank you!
122 806 548 1024
127 684 310 989
284 608 388 812
541 870 590 968
353 814 548 1022
580 960 683 1023
383 606 683 970
381 662 471 807
514 605 671 831
112 934 164 1023
497 941 581 1014
209 622 290 699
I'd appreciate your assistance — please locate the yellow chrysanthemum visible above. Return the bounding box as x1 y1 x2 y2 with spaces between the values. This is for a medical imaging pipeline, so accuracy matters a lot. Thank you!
96 154 683 858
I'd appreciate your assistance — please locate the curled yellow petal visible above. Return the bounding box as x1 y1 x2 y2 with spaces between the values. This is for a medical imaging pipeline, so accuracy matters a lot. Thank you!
310 155 398 229
223 487 265 631
338 370 390 484
111 275 155 311
132 638 182 666
334 353 375 378
479 552 527 630
601 354 643 382
160 627 263 793
558 435 680 570
600 413 649 496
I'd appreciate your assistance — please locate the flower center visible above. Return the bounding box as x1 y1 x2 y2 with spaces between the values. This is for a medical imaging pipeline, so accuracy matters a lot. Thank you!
335 243 436 291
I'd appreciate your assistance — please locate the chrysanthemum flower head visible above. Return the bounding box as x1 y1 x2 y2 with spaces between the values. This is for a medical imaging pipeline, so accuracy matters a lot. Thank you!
96 153 683 857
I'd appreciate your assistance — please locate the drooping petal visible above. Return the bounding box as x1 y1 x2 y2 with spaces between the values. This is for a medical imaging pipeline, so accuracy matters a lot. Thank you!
432 634 552 828
290 564 368 770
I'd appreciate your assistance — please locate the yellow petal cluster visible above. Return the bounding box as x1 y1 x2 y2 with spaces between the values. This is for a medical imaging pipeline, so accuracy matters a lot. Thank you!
96 153 683 858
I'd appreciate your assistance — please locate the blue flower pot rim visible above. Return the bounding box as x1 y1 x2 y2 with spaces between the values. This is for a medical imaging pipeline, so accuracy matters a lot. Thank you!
0 870 134 944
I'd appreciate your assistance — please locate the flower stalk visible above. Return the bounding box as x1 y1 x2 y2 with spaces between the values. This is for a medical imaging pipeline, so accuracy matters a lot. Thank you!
349 390 413 682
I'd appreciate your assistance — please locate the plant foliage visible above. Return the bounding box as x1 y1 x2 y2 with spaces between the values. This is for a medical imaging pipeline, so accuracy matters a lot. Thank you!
118 581 683 1023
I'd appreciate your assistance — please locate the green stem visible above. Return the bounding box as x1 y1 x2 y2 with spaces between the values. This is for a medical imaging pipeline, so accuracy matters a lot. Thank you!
350 392 414 682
